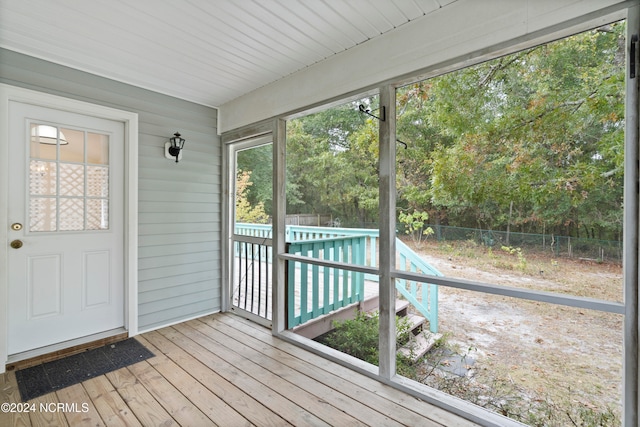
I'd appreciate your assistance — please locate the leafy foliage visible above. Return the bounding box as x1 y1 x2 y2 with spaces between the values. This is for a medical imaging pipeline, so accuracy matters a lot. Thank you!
235 170 268 224
402 23 625 239
286 99 380 226
284 23 625 240
398 210 434 246
236 144 274 215
318 311 416 378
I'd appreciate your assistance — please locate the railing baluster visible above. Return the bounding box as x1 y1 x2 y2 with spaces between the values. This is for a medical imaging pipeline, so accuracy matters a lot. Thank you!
287 257 296 327
266 244 270 316
312 244 320 317
300 244 309 323
250 243 255 312
243 241 249 310
410 261 417 304
237 241 242 306
349 238 356 303
357 236 365 298
332 240 340 309
323 241 331 311
257 242 262 317
430 283 438 332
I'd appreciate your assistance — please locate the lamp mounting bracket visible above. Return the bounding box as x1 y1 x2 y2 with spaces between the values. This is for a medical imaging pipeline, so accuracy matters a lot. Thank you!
165 141 183 161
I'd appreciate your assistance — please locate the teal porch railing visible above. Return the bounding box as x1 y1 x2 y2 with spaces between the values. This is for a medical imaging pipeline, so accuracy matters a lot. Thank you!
233 223 442 332
287 234 367 328
236 223 273 239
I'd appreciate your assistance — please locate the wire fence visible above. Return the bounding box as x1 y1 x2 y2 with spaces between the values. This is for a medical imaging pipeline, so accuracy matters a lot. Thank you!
420 224 623 263
282 217 623 263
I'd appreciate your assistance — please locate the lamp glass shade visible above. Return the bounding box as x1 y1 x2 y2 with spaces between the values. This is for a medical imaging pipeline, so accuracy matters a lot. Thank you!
31 125 69 145
170 132 185 149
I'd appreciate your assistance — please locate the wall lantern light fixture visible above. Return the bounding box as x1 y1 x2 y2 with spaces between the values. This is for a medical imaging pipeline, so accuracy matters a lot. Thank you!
164 132 186 163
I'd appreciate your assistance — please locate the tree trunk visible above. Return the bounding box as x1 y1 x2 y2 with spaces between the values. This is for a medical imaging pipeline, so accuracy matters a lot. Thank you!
506 200 513 246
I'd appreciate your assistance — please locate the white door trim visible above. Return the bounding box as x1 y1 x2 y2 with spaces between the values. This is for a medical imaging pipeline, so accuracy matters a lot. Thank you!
0 84 139 373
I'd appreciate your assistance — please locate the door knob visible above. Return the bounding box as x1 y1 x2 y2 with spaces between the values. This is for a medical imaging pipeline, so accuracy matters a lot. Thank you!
10 240 23 249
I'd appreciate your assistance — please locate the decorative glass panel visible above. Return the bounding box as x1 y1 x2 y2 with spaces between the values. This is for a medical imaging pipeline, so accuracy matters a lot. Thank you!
28 123 110 233
29 161 57 196
29 197 57 232
59 198 84 231
87 133 109 164
59 163 84 197
29 124 58 160
87 199 109 230
59 128 84 163
87 166 109 197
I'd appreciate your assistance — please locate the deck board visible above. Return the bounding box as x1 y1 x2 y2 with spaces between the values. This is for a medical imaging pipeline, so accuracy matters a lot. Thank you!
136 334 251 427
2 312 479 427
206 315 445 427
82 375 142 427
178 320 373 427
105 367 175 427
55 383 103 427
126 360 214 426
29 392 68 427
215 314 476 427
162 324 331 427
143 330 284 426
187 318 407 427
0 370 30 427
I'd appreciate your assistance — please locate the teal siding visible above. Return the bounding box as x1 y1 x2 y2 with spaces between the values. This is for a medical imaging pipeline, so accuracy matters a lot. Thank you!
0 48 221 331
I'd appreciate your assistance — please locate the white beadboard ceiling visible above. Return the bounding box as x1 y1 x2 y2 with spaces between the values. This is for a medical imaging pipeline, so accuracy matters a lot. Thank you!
0 0 457 108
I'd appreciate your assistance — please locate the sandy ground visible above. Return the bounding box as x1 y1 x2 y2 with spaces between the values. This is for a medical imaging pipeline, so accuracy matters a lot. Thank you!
410 241 623 411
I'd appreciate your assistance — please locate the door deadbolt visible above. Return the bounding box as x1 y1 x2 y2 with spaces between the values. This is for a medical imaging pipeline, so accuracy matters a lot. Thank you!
11 223 22 231
10 240 23 249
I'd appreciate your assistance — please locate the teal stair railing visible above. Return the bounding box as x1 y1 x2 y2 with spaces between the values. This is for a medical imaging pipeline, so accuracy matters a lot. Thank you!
395 238 441 332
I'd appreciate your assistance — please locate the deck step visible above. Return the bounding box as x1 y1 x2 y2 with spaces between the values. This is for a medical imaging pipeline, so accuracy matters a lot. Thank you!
398 332 442 363
361 296 411 317
404 313 425 335
395 299 410 317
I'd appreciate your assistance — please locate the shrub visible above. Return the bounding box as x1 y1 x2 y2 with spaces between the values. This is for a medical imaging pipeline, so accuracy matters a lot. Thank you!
399 210 434 247
318 311 417 377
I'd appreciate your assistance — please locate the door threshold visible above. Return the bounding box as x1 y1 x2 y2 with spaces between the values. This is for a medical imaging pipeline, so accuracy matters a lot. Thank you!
5 328 128 371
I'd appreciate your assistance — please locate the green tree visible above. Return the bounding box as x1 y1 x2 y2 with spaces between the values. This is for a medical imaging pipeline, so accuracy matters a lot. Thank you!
235 170 268 224
237 145 274 215
398 22 625 238
285 23 624 238
286 98 380 226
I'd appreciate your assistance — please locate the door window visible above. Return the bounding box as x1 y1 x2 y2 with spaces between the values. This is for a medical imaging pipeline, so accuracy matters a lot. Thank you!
28 123 110 232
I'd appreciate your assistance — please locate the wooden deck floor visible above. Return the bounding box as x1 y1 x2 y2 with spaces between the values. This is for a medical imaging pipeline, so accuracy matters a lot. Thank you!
1 312 478 426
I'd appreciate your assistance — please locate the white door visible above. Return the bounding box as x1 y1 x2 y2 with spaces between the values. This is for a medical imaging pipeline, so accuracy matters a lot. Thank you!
7 101 124 355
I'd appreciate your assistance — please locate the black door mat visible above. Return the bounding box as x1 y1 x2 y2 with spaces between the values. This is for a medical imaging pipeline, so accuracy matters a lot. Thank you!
15 338 154 401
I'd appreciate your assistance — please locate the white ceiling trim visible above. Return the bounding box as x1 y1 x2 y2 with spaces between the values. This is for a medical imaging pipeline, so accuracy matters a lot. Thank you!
219 0 630 133
0 0 452 108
